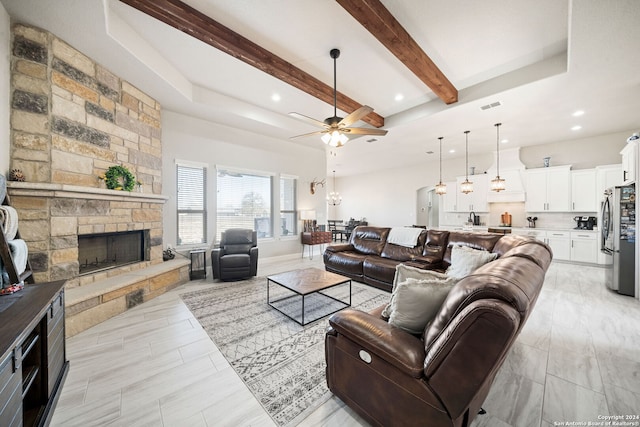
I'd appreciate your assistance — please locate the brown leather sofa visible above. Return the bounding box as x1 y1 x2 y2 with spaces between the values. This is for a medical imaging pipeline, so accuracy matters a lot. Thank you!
325 233 553 427
324 226 501 291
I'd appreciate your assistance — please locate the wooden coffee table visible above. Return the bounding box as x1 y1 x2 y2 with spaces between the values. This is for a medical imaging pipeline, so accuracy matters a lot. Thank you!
267 267 351 325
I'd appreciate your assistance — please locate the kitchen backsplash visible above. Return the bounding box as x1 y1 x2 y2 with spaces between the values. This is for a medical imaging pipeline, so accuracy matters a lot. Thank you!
441 202 599 229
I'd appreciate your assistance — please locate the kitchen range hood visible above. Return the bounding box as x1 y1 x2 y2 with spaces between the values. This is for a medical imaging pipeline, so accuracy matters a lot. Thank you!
486 147 526 203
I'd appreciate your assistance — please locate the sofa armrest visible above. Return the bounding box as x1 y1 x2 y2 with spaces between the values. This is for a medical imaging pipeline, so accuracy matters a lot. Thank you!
325 243 355 253
423 299 520 420
328 309 425 378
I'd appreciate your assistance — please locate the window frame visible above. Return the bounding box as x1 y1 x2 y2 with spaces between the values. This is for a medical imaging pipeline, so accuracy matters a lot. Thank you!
215 165 275 242
176 160 207 247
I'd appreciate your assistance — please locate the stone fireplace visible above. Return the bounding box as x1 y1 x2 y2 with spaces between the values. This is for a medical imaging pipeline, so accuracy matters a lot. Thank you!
7 24 166 288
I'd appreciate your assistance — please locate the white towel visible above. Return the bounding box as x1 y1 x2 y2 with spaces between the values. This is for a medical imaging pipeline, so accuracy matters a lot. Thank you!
0 205 18 241
387 227 423 248
8 239 28 276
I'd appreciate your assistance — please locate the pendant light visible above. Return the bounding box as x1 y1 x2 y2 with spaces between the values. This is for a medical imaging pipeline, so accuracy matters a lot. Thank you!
327 170 342 205
490 123 506 192
434 137 447 195
460 130 473 194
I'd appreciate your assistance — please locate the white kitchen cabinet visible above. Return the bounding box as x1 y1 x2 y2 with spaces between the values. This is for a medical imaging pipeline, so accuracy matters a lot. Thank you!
525 166 571 212
441 181 458 212
596 164 623 196
571 169 597 212
455 174 489 212
570 231 598 263
621 142 637 184
545 230 571 261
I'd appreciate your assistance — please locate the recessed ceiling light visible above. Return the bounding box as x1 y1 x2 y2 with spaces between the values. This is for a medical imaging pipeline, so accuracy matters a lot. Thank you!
394 93 404 101
449 149 455 153
571 125 582 131
271 93 281 102
572 110 584 117
426 150 434 154
501 139 509 144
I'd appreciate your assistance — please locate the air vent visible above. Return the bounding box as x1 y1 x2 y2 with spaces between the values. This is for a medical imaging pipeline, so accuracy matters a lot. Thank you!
480 101 503 111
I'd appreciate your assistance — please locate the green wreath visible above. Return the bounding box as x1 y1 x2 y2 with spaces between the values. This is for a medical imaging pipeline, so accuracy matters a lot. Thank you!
103 165 136 191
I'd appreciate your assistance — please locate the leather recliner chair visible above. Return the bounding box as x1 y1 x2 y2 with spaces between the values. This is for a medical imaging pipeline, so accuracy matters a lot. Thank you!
211 229 258 281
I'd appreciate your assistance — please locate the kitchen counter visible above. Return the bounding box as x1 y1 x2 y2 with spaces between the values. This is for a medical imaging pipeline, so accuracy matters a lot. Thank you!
438 225 598 234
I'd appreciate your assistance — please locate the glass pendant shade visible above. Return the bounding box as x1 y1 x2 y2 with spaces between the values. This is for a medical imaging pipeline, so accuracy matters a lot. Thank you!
491 123 506 192
434 136 446 195
461 130 473 194
490 176 506 192
460 178 474 194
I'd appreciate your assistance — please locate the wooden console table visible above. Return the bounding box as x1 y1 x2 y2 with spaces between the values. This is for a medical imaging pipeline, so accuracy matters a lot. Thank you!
301 231 332 260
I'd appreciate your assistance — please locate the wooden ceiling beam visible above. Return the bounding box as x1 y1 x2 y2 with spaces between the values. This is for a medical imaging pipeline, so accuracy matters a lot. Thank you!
118 0 385 128
336 0 458 104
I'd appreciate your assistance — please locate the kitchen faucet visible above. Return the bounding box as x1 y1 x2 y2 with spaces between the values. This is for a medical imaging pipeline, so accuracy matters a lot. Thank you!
468 211 477 225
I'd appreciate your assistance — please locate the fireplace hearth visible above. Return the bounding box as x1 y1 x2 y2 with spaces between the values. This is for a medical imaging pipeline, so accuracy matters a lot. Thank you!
78 230 150 275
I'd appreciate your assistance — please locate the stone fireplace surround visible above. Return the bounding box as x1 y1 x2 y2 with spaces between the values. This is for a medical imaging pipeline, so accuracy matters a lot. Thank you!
7 24 190 336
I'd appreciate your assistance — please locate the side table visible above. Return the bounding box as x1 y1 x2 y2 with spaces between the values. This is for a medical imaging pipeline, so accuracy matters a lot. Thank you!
301 231 332 260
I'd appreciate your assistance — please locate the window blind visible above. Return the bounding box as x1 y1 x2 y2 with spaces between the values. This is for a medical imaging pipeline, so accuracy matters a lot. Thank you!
177 164 206 245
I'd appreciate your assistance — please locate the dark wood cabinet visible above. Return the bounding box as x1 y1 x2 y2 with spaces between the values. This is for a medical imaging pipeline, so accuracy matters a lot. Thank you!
0 281 68 427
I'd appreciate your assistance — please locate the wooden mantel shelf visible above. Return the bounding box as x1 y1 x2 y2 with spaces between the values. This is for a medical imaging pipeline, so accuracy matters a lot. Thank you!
6 182 169 204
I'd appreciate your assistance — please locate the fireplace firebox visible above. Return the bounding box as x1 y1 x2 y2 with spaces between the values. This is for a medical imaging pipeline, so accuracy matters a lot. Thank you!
78 230 150 275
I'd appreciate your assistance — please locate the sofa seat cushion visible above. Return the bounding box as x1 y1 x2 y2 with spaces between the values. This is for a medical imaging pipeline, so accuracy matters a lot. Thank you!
324 251 368 276
363 256 402 284
221 253 251 268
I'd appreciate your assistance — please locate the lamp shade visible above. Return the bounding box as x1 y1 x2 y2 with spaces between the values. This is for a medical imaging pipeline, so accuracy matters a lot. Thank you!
300 210 316 220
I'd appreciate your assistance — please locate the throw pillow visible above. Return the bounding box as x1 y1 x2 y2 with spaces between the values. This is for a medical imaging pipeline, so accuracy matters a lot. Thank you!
446 245 498 280
385 277 455 335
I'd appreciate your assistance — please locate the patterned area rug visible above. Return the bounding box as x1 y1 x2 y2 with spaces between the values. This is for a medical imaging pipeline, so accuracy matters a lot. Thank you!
180 274 389 426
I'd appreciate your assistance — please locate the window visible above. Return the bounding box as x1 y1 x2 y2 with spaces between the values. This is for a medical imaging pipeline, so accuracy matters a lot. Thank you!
217 167 273 241
177 163 207 245
280 175 297 237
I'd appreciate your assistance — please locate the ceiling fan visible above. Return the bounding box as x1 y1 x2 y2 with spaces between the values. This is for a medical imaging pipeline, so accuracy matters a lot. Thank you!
289 49 388 147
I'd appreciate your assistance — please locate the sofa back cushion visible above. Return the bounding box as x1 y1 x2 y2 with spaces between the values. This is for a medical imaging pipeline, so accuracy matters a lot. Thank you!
381 229 427 261
351 226 390 255
442 232 502 269
422 229 449 259
423 238 552 349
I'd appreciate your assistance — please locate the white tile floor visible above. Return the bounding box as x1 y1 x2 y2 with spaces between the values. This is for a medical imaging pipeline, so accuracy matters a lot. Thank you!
50 257 640 427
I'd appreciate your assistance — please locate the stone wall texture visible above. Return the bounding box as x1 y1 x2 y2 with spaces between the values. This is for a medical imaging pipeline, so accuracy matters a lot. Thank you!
9 24 164 287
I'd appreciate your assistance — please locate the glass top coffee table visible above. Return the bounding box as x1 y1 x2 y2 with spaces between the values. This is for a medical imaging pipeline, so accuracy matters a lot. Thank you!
267 267 351 325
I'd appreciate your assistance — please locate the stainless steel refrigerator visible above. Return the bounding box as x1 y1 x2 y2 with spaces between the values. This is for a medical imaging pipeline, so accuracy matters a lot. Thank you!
601 185 636 296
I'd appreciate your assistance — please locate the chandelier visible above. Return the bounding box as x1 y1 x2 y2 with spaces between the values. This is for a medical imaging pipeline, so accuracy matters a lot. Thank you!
460 130 473 194
327 170 342 206
435 137 447 195
490 123 506 192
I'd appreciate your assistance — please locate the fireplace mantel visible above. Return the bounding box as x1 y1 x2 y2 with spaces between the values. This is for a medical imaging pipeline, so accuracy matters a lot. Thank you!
7 182 168 204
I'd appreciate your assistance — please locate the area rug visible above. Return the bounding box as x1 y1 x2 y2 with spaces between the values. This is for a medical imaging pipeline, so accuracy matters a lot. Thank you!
180 275 389 426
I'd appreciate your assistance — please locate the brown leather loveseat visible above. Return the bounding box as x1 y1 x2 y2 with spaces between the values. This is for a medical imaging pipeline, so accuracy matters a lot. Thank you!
325 234 552 426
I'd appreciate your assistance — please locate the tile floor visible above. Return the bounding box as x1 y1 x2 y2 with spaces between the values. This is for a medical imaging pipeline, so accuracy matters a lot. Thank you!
50 257 640 427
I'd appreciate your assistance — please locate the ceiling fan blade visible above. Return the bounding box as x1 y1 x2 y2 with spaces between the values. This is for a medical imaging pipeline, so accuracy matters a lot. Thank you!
339 105 374 127
290 130 327 139
289 112 329 129
344 127 388 136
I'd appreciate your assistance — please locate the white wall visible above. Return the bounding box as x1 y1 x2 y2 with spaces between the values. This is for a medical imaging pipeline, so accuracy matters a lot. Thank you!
0 3 10 176
162 111 327 259
332 129 635 227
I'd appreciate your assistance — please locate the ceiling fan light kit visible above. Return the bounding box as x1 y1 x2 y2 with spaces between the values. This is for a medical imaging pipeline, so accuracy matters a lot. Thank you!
290 49 388 147
491 123 506 192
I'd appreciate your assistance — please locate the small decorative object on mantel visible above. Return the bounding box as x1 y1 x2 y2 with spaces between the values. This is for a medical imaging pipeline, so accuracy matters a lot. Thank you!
9 168 25 182
99 165 136 191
